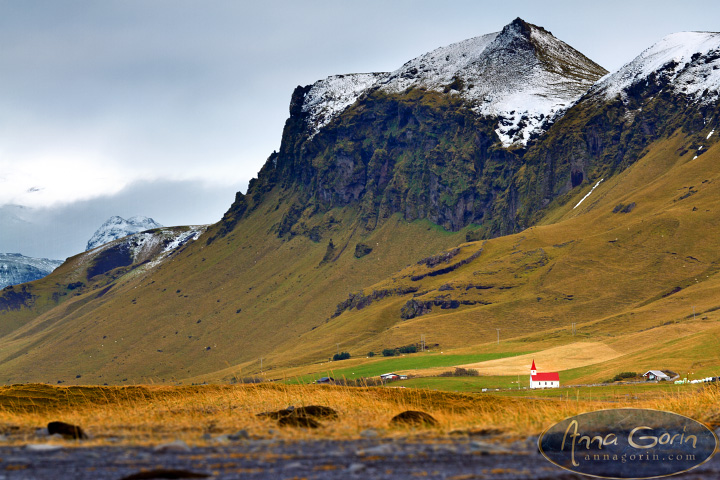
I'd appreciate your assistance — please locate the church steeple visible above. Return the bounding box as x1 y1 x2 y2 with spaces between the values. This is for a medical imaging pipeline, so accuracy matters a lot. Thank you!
531 359 537 376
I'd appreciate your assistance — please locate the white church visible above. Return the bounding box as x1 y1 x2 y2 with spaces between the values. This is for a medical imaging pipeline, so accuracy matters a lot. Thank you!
530 359 559 389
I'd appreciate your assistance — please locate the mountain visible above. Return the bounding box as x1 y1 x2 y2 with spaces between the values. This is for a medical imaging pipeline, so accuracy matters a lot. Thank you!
0 225 206 336
0 253 62 289
290 30 720 383
213 19 607 246
86 216 164 251
303 18 606 146
0 21 718 385
514 30 720 227
593 31 720 103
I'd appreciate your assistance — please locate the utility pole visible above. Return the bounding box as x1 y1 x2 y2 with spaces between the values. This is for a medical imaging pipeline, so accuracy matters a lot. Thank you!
572 322 576 336
260 358 263 374
336 343 340 355
496 328 500 345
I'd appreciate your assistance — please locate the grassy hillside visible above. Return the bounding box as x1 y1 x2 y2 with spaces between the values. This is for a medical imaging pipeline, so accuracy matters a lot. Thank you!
0 191 468 384
226 129 720 384
0 126 718 386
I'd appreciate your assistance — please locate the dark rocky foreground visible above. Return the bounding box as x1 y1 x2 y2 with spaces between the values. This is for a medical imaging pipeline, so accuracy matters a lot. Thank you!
0 437 718 480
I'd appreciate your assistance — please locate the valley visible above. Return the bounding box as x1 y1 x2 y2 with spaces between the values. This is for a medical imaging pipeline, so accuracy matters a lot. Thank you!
4 8 720 480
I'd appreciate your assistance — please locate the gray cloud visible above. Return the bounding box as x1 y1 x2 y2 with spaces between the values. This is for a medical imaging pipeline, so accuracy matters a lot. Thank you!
0 179 241 260
1 0 718 259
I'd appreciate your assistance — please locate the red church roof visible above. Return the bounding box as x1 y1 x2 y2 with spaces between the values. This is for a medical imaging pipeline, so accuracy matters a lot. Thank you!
531 359 536 370
532 372 559 381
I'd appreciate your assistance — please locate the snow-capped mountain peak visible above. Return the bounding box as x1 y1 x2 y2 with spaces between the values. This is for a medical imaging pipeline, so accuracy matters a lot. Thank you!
296 18 607 147
86 216 163 251
593 31 720 102
0 253 63 289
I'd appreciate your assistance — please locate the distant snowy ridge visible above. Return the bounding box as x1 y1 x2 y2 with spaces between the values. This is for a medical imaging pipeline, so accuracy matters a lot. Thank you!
299 18 607 146
592 31 720 103
130 226 207 268
0 253 63 289
86 215 163 251
80 225 207 274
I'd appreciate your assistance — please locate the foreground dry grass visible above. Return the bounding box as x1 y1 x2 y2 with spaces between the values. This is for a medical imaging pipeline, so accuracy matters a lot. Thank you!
0 383 718 446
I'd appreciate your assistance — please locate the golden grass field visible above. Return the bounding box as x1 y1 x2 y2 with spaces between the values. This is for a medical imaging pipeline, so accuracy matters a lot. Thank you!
0 382 718 447
401 342 622 377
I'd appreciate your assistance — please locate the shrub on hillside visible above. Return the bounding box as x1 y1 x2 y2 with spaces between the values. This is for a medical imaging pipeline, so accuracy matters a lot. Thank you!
382 344 420 356
438 367 479 377
229 376 264 384
333 352 351 361
354 243 373 258
333 377 383 387
603 371 640 383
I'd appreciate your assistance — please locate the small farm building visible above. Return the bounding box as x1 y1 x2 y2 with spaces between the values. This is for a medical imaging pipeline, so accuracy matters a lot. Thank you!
643 370 671 381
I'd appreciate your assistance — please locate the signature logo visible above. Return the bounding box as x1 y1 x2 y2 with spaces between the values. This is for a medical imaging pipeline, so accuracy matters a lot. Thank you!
539 408 718 479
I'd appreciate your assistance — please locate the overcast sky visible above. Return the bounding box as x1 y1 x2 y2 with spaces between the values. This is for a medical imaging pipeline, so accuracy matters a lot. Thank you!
1 0 719 259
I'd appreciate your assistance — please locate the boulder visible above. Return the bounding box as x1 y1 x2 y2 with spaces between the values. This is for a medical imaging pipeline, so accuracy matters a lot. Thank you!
294 405 338 419
277 415 321 429
257 404 337 428
47 421 87 440
389 410 438 426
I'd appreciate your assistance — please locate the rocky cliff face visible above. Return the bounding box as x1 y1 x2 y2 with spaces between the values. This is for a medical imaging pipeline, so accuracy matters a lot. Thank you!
219 18 607 241
0 253 62 289
216 23 719 247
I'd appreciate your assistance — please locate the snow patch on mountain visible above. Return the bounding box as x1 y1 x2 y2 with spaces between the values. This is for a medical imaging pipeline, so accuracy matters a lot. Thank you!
301 73 387 134
0 253 63 289
593 31 720 102
86 216 163 251
131 226 207 268
299 18 607 146
573 179 604 210
378 32 498 93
